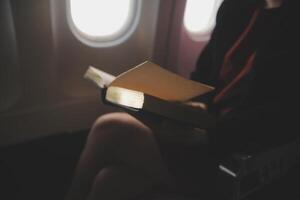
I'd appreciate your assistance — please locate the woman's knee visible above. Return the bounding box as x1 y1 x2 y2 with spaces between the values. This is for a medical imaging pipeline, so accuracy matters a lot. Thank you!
87 112 153 145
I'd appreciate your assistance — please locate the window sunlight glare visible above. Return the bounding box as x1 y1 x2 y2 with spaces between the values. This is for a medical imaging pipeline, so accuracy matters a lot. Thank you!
184 0 222 35
70 0 132 37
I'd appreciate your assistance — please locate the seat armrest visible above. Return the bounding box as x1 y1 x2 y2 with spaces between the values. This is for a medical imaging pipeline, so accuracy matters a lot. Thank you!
217 137 300 200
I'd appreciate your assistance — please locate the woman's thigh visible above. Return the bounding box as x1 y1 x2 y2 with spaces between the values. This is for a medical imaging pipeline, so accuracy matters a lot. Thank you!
90 112 217 196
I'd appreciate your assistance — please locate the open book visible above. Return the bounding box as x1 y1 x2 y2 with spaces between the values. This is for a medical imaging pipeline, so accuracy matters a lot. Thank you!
84 61 215 128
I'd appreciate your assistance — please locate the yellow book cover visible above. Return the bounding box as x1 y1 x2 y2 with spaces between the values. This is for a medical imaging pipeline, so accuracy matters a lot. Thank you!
84 61 215 128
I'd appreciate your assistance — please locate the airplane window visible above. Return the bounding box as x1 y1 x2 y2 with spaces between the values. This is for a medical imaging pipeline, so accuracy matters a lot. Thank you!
68 0 140 47
183 0 223 41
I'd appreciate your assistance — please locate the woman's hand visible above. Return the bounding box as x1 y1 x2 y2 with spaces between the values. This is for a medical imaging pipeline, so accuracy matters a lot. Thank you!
132 101 209 144
158 119 208 145
182 101 207 111
156 101 208 144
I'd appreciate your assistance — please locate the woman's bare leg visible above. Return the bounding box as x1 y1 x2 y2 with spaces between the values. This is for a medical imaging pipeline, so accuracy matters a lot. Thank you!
65 112 171 200
86 166 156 200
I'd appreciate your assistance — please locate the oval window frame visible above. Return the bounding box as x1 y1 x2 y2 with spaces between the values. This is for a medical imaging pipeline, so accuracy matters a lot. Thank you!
183 0 223 41
66 0 141 47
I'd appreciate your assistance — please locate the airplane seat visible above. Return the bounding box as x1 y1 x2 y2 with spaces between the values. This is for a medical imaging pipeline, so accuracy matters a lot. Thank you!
216 136 300 200
143 137 300 200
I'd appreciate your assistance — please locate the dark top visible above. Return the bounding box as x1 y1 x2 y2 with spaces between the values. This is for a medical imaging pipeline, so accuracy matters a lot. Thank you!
213 6 284 114
190 0 300 155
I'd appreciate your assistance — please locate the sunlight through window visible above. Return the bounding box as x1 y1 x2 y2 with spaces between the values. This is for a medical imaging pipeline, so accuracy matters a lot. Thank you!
184 0 223 41
68 0 139 46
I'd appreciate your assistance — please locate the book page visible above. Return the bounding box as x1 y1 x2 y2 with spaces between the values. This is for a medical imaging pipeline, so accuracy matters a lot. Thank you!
84 66 116 88
109 61 214 101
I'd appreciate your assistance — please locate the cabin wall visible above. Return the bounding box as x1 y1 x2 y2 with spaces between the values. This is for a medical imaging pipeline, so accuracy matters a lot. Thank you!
0 0 208 146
